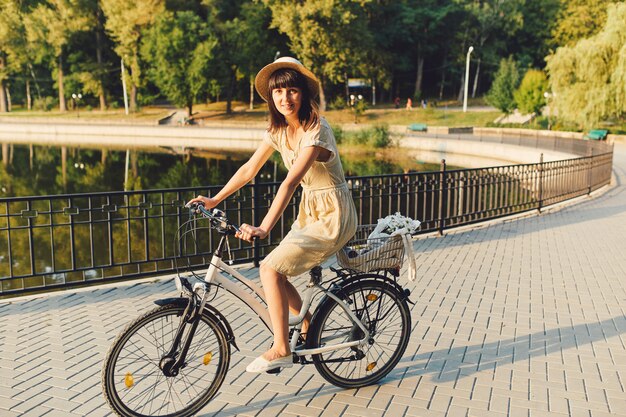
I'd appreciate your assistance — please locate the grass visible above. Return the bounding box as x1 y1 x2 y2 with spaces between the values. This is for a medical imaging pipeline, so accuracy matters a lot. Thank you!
2 100 501 128
1 106 172 123
6 99 623 133
325 107 500 127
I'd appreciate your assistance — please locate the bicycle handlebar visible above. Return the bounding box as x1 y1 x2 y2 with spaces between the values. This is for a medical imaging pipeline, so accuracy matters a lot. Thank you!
185 202 240 235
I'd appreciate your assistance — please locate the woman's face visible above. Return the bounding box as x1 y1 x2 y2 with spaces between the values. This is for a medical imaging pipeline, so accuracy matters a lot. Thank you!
271 86 302 118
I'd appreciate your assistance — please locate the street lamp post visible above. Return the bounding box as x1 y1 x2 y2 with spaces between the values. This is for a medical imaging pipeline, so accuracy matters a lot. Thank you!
71 93 82 118
350 94 363 123
543 91 554 130
463 46 474 113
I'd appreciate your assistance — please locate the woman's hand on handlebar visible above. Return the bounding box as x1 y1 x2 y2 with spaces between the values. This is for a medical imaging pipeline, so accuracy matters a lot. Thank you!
186 195 218 210
236 223 268 242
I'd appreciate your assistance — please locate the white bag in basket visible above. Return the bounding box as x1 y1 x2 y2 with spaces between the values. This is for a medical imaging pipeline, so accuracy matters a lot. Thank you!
401 233 418 281
369 213 420 281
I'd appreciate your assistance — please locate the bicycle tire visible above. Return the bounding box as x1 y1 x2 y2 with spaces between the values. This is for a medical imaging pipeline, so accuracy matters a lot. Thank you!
307 276 411 388
102 303 230 417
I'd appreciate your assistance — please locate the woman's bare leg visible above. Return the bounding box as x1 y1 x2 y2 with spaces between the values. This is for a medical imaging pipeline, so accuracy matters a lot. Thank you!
260 264 290 360
284 281 311 337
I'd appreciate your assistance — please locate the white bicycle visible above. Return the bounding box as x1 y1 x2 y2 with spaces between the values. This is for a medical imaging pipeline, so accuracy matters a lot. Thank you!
102 203 413 417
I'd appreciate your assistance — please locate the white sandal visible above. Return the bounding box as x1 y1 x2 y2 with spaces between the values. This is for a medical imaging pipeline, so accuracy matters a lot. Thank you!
245 354 293 373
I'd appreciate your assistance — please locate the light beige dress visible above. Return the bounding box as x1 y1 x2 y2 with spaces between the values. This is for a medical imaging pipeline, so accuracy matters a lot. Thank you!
262 118 358 277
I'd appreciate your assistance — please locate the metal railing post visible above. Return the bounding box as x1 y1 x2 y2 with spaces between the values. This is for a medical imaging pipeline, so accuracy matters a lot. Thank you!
438 159 447 235
252 176 260 267
537 153 544 212
587 148 593 195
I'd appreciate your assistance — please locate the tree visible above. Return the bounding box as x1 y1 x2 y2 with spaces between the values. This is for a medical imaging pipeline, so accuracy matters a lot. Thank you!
101 0 164 112
552 0 614 48
0 0 21 112
235 2 278 110
396 1 453 100
513 69 548 115
0 0 33 112
464 0 524 99
264 0 373 110
25 0 91 112
204 0 279 114
546 2 626 129
511 0 560 68
141 11 216 116
486 57 520 114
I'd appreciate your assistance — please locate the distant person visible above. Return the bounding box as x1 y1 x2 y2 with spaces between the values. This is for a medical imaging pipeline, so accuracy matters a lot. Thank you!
394 96 401 109
421 99 427 109
406 98 412 111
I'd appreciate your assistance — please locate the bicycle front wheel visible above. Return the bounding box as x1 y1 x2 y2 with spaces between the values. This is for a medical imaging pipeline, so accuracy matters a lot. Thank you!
102 304 230 417
308 276 411 388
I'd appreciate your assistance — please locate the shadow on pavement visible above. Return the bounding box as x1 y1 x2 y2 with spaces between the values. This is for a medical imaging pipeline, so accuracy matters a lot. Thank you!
386 315 626 384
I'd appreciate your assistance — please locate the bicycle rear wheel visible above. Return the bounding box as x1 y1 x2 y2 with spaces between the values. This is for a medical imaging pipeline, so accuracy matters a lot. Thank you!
307 276 411 388
102 304 230 417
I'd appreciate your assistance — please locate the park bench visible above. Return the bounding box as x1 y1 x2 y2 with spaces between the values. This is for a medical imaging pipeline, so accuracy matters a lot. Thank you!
584 129 608 140
407 123 427 132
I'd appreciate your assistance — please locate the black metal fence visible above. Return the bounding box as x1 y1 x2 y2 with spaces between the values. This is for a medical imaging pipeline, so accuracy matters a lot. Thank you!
0 136 613 296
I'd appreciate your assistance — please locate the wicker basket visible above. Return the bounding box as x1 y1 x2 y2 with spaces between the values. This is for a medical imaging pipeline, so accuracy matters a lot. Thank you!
336 224 406 273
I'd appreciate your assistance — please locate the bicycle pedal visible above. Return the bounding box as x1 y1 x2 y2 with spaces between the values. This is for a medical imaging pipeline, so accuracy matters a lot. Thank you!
265 367 282 375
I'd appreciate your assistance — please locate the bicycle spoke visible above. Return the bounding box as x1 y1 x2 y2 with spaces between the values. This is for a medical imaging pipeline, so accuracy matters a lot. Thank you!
311 279 410 388
104 306 229 416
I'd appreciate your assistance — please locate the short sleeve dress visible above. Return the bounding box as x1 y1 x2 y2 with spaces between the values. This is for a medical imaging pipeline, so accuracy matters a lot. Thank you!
261 118 358 277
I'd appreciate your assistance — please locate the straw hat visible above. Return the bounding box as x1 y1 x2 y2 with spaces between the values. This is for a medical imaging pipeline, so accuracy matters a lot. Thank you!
254 57 320 102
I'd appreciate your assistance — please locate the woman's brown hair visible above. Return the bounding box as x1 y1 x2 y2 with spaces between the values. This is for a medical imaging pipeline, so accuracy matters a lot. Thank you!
267 68 319 134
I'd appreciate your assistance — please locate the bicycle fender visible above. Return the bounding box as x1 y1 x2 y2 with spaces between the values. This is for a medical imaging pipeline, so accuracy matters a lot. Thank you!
153 297 239 351
334 274 413 303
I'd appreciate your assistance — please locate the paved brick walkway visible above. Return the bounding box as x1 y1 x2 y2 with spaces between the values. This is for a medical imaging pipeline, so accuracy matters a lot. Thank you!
1 144 625 417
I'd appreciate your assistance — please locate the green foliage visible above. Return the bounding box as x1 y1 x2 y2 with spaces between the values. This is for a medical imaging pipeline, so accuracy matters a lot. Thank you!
512 0 560 68
141 11 216 114
329 96 347 110
486 57 520 114
337 124 392 149
25 0 91 58
341 157 398 177
369 124 392 148
514 69 548 115
552 0 613 48
354 99 367 118
101 0 165 101
3 0 615 124
155 161 204 189
203 0 276 113
331 125 344 145
546 2 626 128
0 0 27 79
33 96 56 111
263 0 373 108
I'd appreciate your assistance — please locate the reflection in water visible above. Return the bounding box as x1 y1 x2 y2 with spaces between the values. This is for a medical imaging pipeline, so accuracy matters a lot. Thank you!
0 143 457 197
0 142 463 292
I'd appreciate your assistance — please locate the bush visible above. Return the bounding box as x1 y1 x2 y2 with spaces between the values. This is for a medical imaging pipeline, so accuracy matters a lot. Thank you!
514 69 548 115
369 124 391 148
33 96 56 111
332 125 344 144
486 57 520 114
329 96 347 110
336 124 392 148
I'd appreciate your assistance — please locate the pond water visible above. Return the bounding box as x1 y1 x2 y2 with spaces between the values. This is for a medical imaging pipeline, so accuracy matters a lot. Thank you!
0 142 454 197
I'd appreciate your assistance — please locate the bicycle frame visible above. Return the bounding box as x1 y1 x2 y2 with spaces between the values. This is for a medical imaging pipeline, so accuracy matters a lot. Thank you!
193 235 371 358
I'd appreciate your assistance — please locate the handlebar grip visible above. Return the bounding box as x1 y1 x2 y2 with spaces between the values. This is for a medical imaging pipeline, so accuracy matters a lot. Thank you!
197 205 211 216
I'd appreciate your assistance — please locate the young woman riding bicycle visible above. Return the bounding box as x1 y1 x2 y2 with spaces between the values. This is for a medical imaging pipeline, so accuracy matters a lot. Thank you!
187 57 358 373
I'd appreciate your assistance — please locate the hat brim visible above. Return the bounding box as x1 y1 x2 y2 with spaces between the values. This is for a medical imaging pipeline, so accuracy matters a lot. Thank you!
255 61 320 103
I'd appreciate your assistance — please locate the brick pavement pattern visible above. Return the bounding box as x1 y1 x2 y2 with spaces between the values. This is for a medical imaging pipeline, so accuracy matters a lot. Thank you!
1 144 625 417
